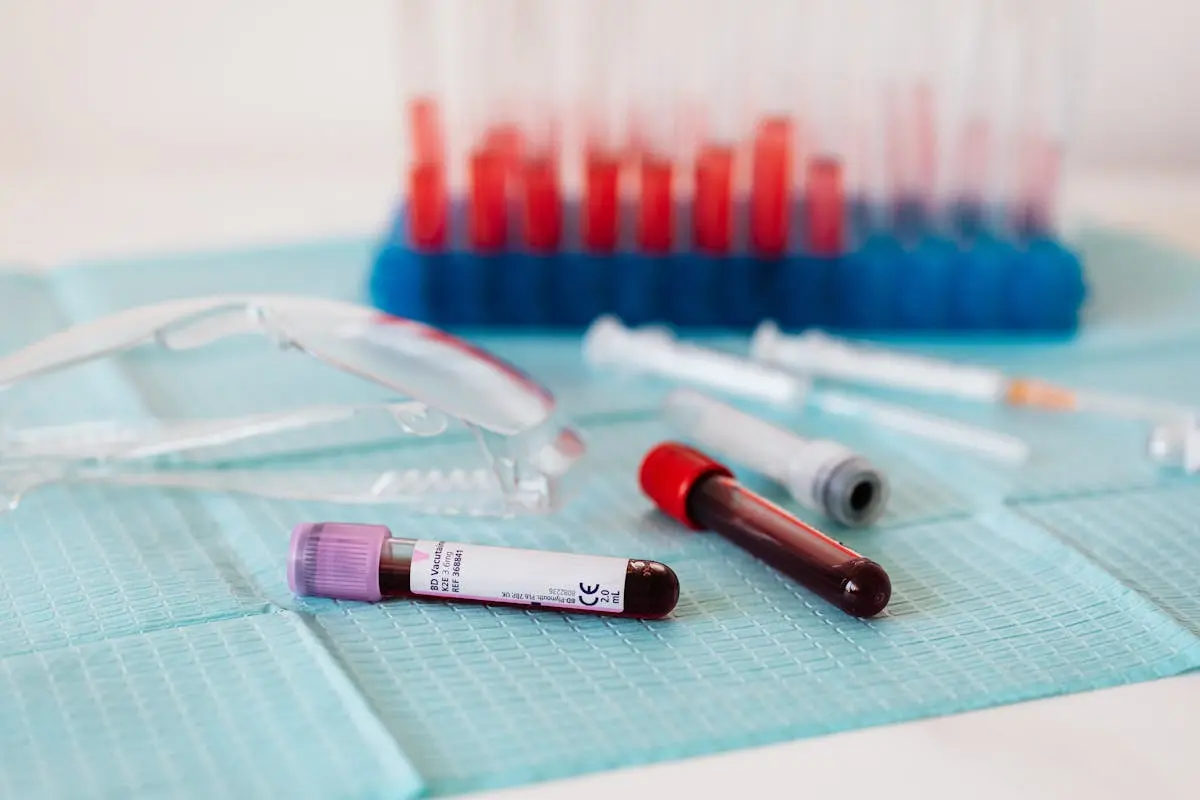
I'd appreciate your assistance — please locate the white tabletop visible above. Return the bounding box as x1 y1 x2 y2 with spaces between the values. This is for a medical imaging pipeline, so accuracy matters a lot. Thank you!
1 160 1198 800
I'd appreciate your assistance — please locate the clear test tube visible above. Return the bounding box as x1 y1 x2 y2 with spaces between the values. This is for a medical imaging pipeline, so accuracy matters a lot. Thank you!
486 2 525 175
579 0 629 254
399 0 448 249
978 0 1030 238
631 0 678 255
398 0 442 165
835 0 878 242
875 0 932 240
906 0 947 233
749 0 798 257
853 0 894 240
461 0 519 252
1013 0 1080 238
549 0 585 251
930 0 987 237
692 0 743 256
515 0 563 253
913 43 939 232
948 1 996 236
803 0 849 255
428 0 469 248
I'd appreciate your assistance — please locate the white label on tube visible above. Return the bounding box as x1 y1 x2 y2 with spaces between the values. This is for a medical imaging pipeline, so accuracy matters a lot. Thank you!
409 540 628 613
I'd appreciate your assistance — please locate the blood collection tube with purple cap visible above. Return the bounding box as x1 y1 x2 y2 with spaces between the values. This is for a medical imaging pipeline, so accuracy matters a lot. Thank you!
639 442 891 618
288 522 680 618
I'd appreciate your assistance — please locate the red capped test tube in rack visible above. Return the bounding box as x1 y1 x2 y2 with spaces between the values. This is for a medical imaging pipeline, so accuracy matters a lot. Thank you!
806 156 845 255
584 147 621 253
750 117 793 257
638 156 674 254
469 141 509 252
522 150 562 252
694 145 735 255
395 0 1081 261
407 97 447 251
400 0 448 251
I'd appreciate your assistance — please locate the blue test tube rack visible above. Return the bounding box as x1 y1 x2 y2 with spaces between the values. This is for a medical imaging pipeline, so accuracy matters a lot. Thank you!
368 201 1086 333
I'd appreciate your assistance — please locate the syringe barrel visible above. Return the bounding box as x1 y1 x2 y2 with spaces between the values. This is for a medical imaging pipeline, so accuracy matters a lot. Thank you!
288 522 679 618
663 389 888 526
639 442 891 618
583 316 807 406
751 323 1007 402
814 388 1031 464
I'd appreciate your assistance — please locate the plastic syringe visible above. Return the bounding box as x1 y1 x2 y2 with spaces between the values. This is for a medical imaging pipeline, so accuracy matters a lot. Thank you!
692 0 742 256
584 315 807 406
664 388 889 526
584 316 1030 463
752 323 1197 424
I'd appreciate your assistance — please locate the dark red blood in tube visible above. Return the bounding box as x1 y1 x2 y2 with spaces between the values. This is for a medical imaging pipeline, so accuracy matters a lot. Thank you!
638 157 674 254
522 154 562 252
694 145 734 254
407 161 447 250
470 147 508 251
806 157 845 256
584 150 620 253
639 442 890 618
408 97 442 164
378 543 679 618
751 117 792 256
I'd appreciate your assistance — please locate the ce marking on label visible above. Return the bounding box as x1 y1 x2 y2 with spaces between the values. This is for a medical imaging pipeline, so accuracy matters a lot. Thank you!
578 583 601 606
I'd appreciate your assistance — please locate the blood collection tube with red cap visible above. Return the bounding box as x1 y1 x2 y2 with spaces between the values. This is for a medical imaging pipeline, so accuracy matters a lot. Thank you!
639 442 891 618
750 116 792 257
289 522 679 618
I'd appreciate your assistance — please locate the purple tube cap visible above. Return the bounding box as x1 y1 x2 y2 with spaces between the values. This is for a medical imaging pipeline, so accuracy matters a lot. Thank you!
288 522 391 602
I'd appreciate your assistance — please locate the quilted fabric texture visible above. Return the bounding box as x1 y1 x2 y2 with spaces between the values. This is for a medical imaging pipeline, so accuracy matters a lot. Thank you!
1 228 1199 798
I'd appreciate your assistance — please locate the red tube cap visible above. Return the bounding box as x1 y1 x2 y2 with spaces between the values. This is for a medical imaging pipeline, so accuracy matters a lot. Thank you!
639 442 733 530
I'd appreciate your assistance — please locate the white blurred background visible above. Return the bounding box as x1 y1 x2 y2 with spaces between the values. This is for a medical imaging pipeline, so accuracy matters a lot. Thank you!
0 0 1198 263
